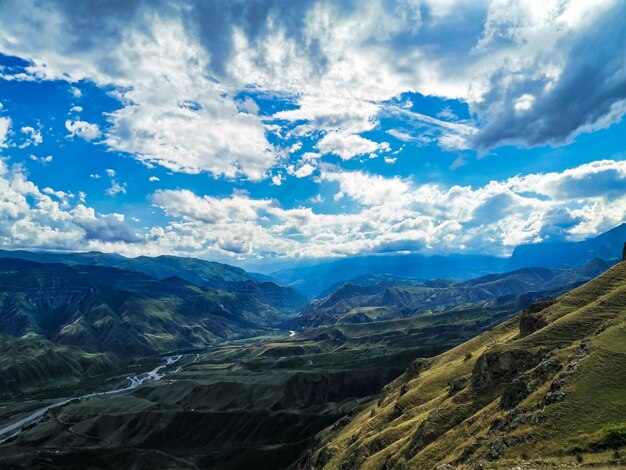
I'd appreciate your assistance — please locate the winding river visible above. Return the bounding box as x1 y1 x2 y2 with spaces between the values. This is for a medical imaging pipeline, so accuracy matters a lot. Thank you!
0 355 183 445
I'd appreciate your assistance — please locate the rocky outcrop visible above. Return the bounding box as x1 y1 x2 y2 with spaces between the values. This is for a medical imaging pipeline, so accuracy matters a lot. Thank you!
471 349 544 392
500 375 532 409
519 300 553 337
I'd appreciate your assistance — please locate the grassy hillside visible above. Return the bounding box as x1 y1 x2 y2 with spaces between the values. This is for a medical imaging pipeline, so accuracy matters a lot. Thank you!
0 334 118 398
303 261 626 469
0 258 284 355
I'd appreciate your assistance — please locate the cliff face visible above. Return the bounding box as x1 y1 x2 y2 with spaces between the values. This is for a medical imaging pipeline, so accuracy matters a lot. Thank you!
303 262 626 469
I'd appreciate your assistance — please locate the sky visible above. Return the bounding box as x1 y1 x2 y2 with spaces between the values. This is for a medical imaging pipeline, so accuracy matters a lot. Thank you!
0 0 625 269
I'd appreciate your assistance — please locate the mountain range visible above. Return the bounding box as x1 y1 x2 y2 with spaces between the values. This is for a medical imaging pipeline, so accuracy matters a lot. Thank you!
269 224 626 296
0 225 624 469
0 257 305 355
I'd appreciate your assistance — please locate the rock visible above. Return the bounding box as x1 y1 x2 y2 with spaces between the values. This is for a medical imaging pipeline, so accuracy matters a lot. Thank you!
519 310 549 337
533 357 562 380
544 388 565 404
406 358 429 379
472 349 544 391
448 377 468 396
399 383 409 396
500 375 533 409
622 241 626 261
331 416 351 430
435 464 456 470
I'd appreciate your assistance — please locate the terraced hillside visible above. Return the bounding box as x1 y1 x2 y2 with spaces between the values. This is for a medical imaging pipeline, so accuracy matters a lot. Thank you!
302 261 626 469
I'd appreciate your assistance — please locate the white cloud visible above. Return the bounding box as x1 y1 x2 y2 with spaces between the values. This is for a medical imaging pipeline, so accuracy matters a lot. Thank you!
0 117 11 148
69 105 83 113
317 132 386 160
514 94 535 112
320 168 411 206
65 118 101 141
294 163 315 178
105 180 126 197
0 159 140 249
19 126 42 148
29 154 53 163
271 173 284 186
0 0 623 162
148 176 160 182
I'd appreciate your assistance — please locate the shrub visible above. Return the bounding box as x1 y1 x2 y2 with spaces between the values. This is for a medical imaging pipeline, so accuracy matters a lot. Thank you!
602 422 626 449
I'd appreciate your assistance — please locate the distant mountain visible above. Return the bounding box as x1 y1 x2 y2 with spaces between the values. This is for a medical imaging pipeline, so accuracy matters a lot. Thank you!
305 261 626 469
269 224 625 297
318 273 425 298
0 258 299 355
509 223 626 269
270 253 507 297
0 250 307 312
290 266 607 329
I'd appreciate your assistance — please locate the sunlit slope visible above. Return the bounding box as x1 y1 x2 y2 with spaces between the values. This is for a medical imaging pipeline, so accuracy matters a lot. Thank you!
304 261 626 469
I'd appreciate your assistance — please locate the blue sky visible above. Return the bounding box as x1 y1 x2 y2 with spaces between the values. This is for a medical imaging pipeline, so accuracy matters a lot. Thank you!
0 0 624 268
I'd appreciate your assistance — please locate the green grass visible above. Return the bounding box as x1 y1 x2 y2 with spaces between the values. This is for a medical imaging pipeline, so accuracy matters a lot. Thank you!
304 262 626 469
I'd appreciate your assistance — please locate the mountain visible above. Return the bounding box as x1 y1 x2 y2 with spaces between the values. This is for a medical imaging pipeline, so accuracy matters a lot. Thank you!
0 258 296 355
268 224 625 297
270 253 507 297
290 266 603 330
509 223 626 269
0 250 307 309
303 261 626 469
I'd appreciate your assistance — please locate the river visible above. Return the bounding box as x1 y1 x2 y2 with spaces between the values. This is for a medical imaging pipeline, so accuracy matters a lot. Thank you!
0 354 183 445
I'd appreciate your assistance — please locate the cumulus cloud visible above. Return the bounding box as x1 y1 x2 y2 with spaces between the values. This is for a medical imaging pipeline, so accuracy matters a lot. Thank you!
18 126 42 148
0 117 11 148
317 132 387 160
144 160 626 259
65 118 101 141
29 154 53 164
294 163 315 178
0 0 623 162
0 160 140 249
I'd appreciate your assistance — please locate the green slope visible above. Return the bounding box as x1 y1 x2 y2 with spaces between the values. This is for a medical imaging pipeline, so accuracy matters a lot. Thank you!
303 261 626 469
0 258 281 355
0 334 118 398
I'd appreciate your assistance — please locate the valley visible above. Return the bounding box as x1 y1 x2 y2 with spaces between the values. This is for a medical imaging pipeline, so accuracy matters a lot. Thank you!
0 231 623 469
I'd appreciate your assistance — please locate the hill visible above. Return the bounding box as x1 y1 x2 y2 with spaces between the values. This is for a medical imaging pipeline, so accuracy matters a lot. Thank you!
290 266 602 330
0 258 294 355
302 261 626 469
0 334 118 398
0 250 307 309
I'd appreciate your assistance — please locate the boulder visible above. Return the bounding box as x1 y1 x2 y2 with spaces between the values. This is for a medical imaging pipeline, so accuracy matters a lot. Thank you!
500 375 532 409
